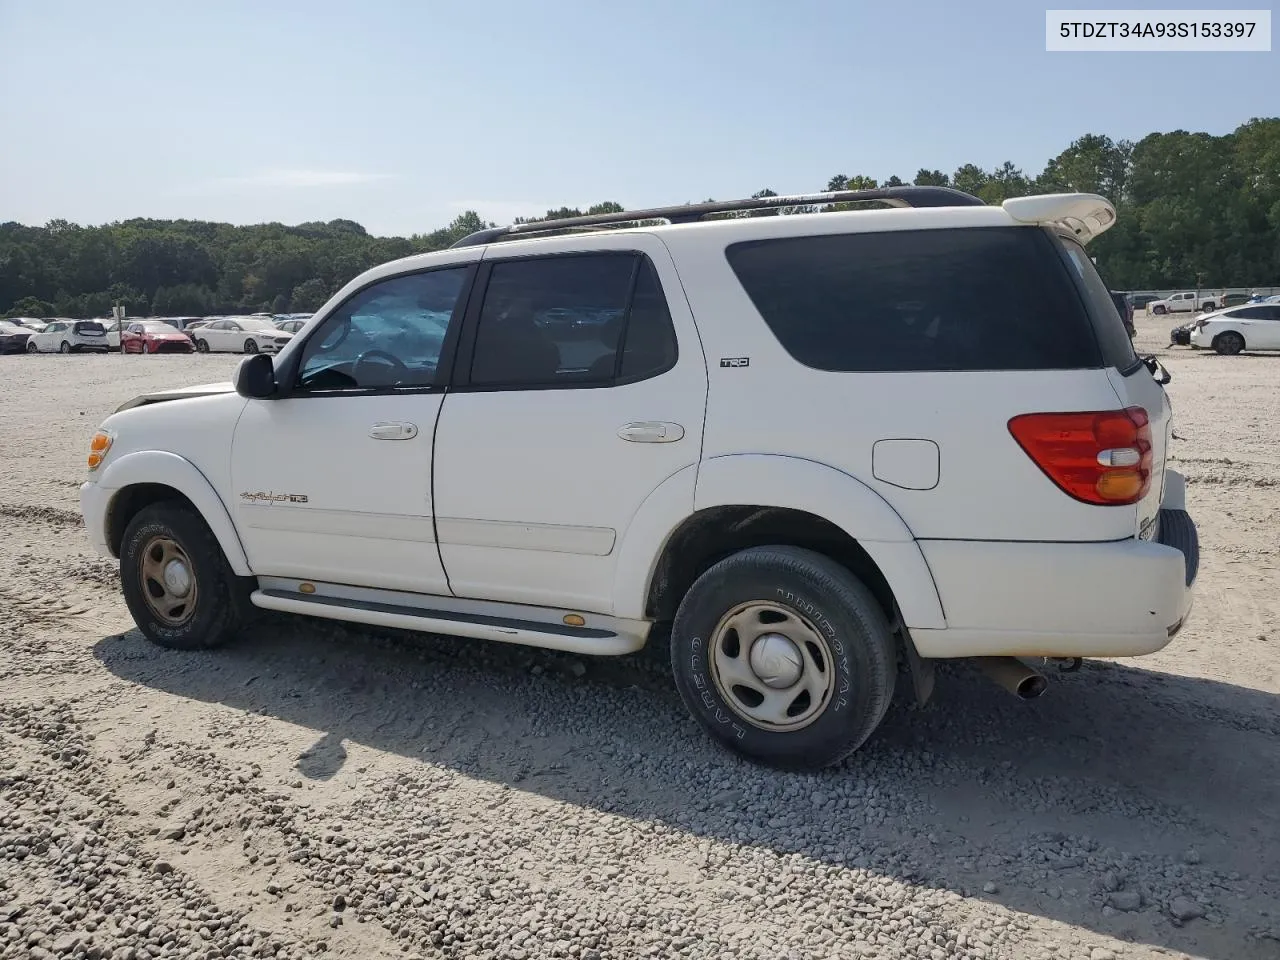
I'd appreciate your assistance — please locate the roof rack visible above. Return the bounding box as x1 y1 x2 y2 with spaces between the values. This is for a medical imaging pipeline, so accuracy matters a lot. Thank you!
449 186 985 248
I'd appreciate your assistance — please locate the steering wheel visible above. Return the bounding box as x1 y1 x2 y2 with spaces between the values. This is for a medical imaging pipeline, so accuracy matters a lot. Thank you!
351 349 408 386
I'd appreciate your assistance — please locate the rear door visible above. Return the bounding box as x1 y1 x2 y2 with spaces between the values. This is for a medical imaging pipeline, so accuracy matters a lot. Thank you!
432 235 707 613
1255 306 1280 348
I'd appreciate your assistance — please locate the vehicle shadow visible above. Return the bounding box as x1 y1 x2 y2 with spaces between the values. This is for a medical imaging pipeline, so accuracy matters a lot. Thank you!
93 619 1280 960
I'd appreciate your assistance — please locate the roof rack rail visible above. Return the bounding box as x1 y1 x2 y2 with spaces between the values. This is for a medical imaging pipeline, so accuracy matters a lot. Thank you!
449 186 984 248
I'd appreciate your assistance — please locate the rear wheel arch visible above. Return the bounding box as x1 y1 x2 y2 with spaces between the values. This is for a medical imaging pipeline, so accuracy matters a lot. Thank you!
639 455 946 631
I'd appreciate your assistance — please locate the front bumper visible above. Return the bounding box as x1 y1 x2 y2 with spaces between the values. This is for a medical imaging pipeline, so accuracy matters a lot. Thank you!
908 506 1198 660
80 481 114 559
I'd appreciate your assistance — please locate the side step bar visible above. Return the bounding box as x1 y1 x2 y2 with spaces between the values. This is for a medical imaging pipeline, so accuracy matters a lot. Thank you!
249 589 646 656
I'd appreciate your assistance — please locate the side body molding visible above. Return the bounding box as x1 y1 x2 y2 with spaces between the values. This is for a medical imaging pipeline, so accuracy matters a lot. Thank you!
95 450 253 575
611 454 945 629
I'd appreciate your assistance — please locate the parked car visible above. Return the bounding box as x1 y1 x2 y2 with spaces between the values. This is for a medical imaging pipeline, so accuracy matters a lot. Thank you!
1219 293 1251 308
9 318 48 333
1148 292 1218 315
191 318 293 354
101 319 126 350
1109 291 1135 338
274 318 308 335
122 320 196 354
27 319 110 353
0 321 32 353
1128 293 1162 311
79 187 1196 770
1189 303 1280 354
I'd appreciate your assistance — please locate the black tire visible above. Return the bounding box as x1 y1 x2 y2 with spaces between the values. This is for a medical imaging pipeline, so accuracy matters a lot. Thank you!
59 341 71 354
196 339 209 353
1202 302 1216 312
669 545 897 770
1214 331 1245 355
1153 305 1166 315
26 341 38 353
119 502 255 650
243 338 258 354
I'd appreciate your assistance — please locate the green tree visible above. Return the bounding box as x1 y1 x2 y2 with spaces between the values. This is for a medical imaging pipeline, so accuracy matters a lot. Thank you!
290 278 329 312
913 169 950 186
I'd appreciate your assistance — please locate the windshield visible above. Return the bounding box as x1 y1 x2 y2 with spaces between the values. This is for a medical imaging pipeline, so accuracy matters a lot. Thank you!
75 322 106 334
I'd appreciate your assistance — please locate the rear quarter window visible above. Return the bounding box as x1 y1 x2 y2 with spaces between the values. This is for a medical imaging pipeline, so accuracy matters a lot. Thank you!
725 227 1102 372
1052 234 1140 372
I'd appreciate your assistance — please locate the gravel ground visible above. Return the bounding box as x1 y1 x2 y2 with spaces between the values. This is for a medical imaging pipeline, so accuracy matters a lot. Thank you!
1 314 1277 960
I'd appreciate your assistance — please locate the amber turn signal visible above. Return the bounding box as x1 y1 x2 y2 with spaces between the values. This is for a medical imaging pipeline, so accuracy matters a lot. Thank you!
87 431 113 471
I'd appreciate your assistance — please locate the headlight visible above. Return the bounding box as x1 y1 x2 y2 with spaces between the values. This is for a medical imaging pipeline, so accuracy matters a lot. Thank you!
87 430 114 471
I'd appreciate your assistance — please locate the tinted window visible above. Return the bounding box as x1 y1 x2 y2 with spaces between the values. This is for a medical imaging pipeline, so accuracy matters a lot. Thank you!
298 267 467 391
470 253 675 387
1227 306 1273 320
1053 235 1140 371
620 259 679 380
726 227 1102 372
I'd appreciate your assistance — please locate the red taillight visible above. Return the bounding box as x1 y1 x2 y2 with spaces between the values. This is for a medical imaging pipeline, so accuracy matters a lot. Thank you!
1008 407 1152 506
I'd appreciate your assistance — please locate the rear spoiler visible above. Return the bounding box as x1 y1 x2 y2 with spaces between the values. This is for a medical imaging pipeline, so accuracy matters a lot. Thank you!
1002 193 1116 245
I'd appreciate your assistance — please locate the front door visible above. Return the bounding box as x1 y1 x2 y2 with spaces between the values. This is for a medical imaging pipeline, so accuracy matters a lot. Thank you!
432 236 708 613
230 261 476 594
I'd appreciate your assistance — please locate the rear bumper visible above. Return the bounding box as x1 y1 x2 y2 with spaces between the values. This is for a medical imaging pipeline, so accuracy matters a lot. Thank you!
910 506 1198 660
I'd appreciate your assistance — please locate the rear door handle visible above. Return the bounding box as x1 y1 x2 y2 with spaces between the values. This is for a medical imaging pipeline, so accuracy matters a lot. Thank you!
618 421 684 443
370 421 418 440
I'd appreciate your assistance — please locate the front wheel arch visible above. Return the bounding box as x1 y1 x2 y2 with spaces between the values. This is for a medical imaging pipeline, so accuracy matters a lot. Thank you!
96 452 253 575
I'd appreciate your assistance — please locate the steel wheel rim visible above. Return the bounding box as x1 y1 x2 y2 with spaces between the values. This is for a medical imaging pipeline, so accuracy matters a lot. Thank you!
138 535 198 625
708 601 837 732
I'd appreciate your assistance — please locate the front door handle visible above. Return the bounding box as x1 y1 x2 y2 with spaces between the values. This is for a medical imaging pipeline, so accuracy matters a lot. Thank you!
617 421 684 443
370 421 418 440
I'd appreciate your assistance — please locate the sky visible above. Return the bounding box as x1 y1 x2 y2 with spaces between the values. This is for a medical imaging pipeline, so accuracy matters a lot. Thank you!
1 0 1276 237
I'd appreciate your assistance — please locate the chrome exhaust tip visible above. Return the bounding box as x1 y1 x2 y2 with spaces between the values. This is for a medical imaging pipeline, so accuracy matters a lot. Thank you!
975 656 1048 700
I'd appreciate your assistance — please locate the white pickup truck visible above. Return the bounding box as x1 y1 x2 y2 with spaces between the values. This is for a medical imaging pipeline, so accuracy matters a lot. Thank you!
79 188 1199 770
1148 291 1218 315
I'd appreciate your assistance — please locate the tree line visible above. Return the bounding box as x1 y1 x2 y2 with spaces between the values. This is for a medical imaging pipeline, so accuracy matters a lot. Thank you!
2 119 1276 319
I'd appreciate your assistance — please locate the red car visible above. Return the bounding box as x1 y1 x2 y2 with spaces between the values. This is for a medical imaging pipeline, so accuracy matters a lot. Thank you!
121 321 195 354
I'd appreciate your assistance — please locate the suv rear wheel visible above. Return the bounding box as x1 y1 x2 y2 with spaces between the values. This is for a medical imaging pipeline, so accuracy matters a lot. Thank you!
669 545 897 770
120 502 254 650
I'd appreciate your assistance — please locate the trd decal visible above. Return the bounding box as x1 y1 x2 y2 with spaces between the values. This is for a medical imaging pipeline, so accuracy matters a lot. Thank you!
240 491 309 504
719 357 750 368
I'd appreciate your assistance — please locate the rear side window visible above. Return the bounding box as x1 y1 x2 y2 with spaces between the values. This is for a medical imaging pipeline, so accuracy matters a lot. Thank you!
725 227 1102 372
1053 234 1140 371
469 253 678 388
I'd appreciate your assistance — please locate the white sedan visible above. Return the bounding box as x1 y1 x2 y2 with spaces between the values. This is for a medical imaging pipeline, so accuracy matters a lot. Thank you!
1190 303 1280 354
191 317 294 354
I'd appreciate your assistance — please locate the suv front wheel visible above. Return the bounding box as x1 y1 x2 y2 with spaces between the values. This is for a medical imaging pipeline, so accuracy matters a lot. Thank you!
120 502 254 650
670 545 897 770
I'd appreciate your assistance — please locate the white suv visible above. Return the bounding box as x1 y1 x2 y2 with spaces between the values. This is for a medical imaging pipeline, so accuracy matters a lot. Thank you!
27 318 111 353
79 188 1198 769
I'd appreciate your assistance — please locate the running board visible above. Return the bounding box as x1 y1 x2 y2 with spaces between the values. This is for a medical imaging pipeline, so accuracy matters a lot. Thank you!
249 589 646 656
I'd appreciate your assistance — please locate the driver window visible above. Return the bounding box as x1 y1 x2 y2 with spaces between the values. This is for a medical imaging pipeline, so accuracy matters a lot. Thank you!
297 267 468 391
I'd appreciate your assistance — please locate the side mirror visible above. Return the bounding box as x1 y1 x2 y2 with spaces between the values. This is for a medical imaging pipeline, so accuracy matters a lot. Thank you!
235 353 278 399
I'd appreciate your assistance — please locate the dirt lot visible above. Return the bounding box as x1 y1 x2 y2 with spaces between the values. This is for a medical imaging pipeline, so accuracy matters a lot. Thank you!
1 313 1277 960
